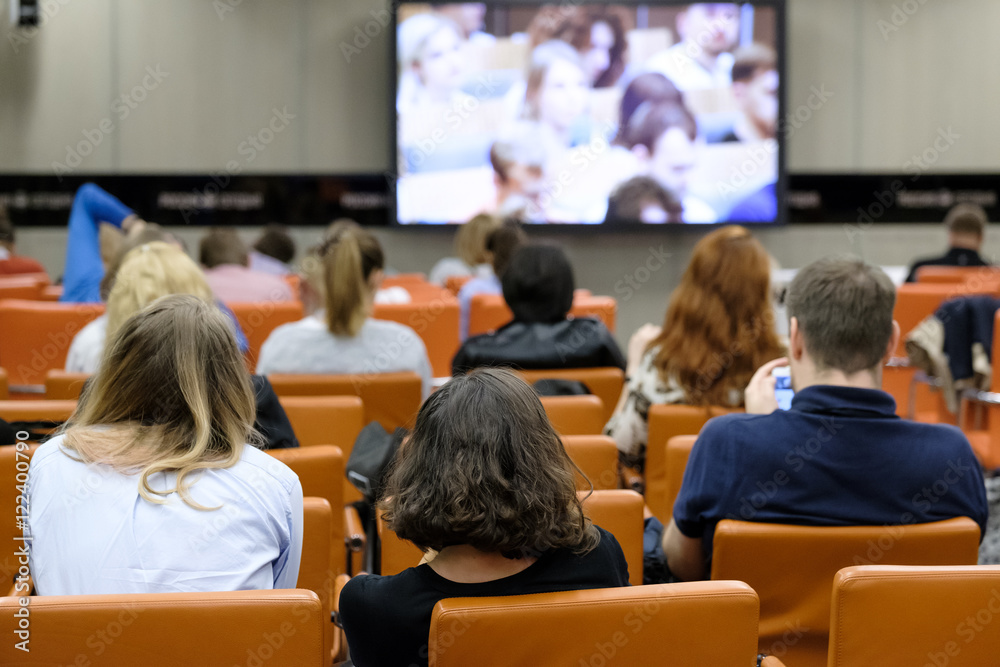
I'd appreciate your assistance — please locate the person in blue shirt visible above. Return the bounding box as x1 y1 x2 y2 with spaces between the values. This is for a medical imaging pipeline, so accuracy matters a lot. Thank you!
663 256 990 581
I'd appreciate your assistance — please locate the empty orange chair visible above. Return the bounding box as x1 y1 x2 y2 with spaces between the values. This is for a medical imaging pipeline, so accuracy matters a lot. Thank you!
428 581 760 666
226 300 304 369
277 395 364 450
519 367 624 424
0 300 104 389
711 517 982 666
267 372 422 431
0 275 45 300
540 395 605 435
44 370 89 400
373 298 459 378
562 435 618 490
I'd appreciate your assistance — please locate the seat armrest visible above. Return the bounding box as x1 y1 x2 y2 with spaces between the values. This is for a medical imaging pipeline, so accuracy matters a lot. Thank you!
344 505 367 576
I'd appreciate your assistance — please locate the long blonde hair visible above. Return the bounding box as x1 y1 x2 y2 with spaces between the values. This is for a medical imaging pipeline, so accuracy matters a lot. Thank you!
321 222 384 337
105 242 215 344
62 294 257 510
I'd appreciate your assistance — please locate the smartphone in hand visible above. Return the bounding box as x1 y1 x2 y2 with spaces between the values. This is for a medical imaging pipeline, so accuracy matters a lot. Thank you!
772 366 793 411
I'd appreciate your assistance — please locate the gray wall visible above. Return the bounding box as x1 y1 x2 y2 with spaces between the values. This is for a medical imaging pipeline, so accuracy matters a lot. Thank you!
3 0 1000 345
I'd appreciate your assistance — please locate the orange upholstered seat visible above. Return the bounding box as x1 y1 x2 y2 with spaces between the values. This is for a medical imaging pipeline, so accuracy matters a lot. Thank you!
519 366 624 424
225 300 304 369
467 293 617 337
561 434 619 490
539 395 605 435
267 372 423 431
373 298 460 378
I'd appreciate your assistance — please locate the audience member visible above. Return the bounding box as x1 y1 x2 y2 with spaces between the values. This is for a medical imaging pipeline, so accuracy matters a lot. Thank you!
339 368 629 667
457 219 528 340
250 223 296 275
621 101 716 222
528 7 628 87
256 224 433 396
453 244 625 373
605 226 784 472
397 14 469 117
613 72 683 145
199 227 294 303
721 44 778 142
432 2 492 44
0 206 47 275
428 213 501 286
489 123 548 219
905 204 992 282
27 295 303 594
522 40 591 153
645 3 740 91
663 257 989 581
605 176 683 224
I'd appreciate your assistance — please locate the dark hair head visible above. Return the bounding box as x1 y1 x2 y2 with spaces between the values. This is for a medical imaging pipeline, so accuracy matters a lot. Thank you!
731 43 777 83
502 244 575 323
199 228 249 268
605 176 683 224
621 101 698 152
616 73 683 144
253 224 296 264
485 220 528 276
0 206 14 244
945 203 988 237
380 368 599 557
786 257 896 374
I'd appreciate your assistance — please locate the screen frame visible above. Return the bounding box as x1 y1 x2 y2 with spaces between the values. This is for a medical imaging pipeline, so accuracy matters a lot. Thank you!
389 0 787 230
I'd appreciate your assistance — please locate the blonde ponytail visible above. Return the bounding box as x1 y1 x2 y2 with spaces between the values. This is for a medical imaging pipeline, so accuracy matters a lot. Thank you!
323 224 384 337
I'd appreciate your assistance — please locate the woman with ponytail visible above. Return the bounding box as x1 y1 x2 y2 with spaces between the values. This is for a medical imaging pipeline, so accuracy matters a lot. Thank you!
256 223 433 397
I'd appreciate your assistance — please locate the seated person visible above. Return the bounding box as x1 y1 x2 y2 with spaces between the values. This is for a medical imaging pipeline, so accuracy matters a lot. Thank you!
721 44 778 143
527 6 628 88
199 228 294 303
27 295 303 594
489 123 548 221
663 257 990 581
457 219 527 340
605 176 683 224
249 223 296 275
605 226 784 472
339 368 629 667
256 224 433 397
645 2 740 91
428 213 500 286
452 244 625 373
0 207 47 276
613 72 683 145
65 242 296 449
905 204 992 282
519 40 593 154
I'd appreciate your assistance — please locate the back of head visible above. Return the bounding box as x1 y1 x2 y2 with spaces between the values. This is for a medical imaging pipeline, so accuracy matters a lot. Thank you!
524 40 586 117
502 244 575 324
99 222 173 300
786 257 895 374
455 214 501 267
0 206 14 246
606 176 683 223
64 294 256 509
199 228 249 269
381 368 598 556
621 101 698 152
652 225 783 404
945 203 988 239
617 73 683 143
485 220 528 276
322 221 384 336
253 224 296 264
730 43 777 83
105 242 215 343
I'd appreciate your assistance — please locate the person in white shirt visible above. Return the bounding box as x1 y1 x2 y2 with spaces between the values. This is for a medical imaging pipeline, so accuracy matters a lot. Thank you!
27 294 303 595
256 224 433 397
645 3 740 91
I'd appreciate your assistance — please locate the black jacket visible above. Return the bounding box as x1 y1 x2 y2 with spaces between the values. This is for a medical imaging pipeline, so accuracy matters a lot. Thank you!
452 318 626 374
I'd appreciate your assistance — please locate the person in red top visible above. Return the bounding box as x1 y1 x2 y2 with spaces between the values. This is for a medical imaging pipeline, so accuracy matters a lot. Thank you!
0 208 47 276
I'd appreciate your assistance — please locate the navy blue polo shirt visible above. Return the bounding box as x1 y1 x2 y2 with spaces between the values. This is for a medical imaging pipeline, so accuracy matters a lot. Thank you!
673 385 989 562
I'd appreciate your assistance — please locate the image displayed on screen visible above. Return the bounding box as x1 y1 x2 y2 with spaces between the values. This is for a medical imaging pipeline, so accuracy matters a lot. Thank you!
395 2 781 225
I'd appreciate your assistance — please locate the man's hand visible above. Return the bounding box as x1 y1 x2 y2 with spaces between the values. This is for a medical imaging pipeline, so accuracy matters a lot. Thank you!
744 357 789 415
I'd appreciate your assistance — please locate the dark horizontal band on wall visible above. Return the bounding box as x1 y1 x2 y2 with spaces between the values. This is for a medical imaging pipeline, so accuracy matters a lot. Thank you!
1 173 997 226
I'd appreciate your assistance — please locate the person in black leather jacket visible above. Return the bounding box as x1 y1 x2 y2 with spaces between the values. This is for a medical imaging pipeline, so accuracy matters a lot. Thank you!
452 244 625 374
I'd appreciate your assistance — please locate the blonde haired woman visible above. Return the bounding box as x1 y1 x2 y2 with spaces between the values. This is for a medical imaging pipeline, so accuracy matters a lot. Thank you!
26 295 303 594
427 213 500 286
256 224 433 396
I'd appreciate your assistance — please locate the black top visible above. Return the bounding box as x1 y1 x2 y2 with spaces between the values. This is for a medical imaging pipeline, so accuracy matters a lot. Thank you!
905 247 990 282
339 527 630 667
452 318 627 375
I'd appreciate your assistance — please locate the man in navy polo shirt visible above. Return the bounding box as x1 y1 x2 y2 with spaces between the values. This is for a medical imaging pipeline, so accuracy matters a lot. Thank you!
663 257 989 581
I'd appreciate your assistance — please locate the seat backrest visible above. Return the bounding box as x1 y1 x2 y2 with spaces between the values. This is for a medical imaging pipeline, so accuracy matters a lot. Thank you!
468 294 618 337
645 405 740 520
44 369 90 400
377 507 425 576
710 517 982 665
0 443 39 582
0 300 105 388
226 300 305 369
0 275 45 301
661 435 698 523
0 400 77 440
0 367 8 399
299 497 335 661
561 435 619 491
915 265 1000 284
428 581 760 666
267 446 346 578
267 372 423 431
381 273 428 288
569 295 616 333
829 565 1000 667
540 395 605 435
579 490 644 586
0 589 326 666
892 282 999 357
519 367 624 424
372 298 459 378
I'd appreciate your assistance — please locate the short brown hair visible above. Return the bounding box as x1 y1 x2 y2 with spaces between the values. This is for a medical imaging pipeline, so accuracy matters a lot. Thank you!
945 204 988 237
621 101 698 153
731 43 777 83
380 368 599 557
199 228 249 268
786 257 895 374
486 220 528 276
